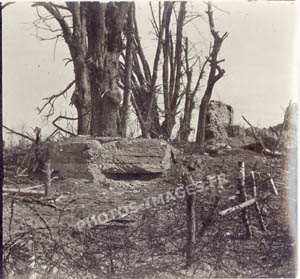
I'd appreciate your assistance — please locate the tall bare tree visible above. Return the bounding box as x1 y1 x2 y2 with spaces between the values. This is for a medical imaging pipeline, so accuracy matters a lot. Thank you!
128 2 167 138
120 3 134 137
196 2 228 152
127 2 189 139
176 38 208 142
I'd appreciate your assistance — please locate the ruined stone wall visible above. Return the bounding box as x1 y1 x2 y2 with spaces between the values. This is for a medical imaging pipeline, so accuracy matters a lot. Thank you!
205 100 234 140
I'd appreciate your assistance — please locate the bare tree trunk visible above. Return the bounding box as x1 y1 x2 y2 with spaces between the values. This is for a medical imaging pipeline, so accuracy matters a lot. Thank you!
161 2 173 138
130 3 170 139
177 38 194 142
120 3 134 137
196 92 211 150
168 2 186 137
196 3 228 152
71 61 91 135
161 2 186 139
37 2 129 137
85 2 129 136
67 3 91 135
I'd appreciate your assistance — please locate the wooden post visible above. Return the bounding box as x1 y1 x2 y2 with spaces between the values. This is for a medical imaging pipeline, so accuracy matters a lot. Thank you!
182 170 196 268
238 162 252 239
44 162 53 197
250 171 267 232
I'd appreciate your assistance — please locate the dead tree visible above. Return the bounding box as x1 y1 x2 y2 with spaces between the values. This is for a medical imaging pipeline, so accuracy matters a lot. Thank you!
33 2 130 136
196 2 228 152
123 2 192 139
126 2 168 138
177 38 208 142
160 2 186 139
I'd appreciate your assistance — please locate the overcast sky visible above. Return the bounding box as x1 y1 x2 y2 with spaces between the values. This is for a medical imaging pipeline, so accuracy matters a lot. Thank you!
2 1 298 141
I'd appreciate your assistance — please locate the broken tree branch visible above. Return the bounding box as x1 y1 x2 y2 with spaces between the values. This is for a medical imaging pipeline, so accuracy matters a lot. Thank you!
52 115 77 136
38 80 75 117
219 198 256 216
3 188 45 196
1 2 15 10
242 115 267 151
2 125 35 142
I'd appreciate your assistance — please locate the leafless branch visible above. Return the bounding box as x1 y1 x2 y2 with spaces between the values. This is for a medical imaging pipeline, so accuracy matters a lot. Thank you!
52 115 77 136
149 2 159 36
33 2 73 44
1 2 15 10
2 125 35 142
38 80 75 118
242 116 267 151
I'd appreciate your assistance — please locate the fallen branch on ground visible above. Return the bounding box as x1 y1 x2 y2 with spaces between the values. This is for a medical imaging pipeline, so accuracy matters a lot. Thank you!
22 184 45 190
4 195 60 210
3 188 45 196
219 198 256 216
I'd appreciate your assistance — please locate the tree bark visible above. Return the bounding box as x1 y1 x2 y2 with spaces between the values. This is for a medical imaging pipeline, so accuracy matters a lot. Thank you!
71 61 91 135
67 3 91 135
86 3 129 136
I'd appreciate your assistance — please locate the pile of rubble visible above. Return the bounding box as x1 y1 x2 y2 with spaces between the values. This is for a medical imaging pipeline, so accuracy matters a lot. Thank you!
48 101 296 182
204 100 297 153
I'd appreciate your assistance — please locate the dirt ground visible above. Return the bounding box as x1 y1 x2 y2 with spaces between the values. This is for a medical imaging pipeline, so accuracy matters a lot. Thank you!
2 145 297 278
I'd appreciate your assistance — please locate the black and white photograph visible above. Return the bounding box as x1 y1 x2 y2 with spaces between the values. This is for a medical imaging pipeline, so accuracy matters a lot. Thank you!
1 1 298 278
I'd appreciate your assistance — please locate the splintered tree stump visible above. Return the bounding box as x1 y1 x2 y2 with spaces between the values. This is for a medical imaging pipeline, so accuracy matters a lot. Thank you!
238 161 252 239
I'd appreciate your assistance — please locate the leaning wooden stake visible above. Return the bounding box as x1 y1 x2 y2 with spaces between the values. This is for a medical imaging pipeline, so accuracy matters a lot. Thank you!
182 170 196 268
250 171 267 232
267 173 278 196
242 116 267 152
238 162 252 239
